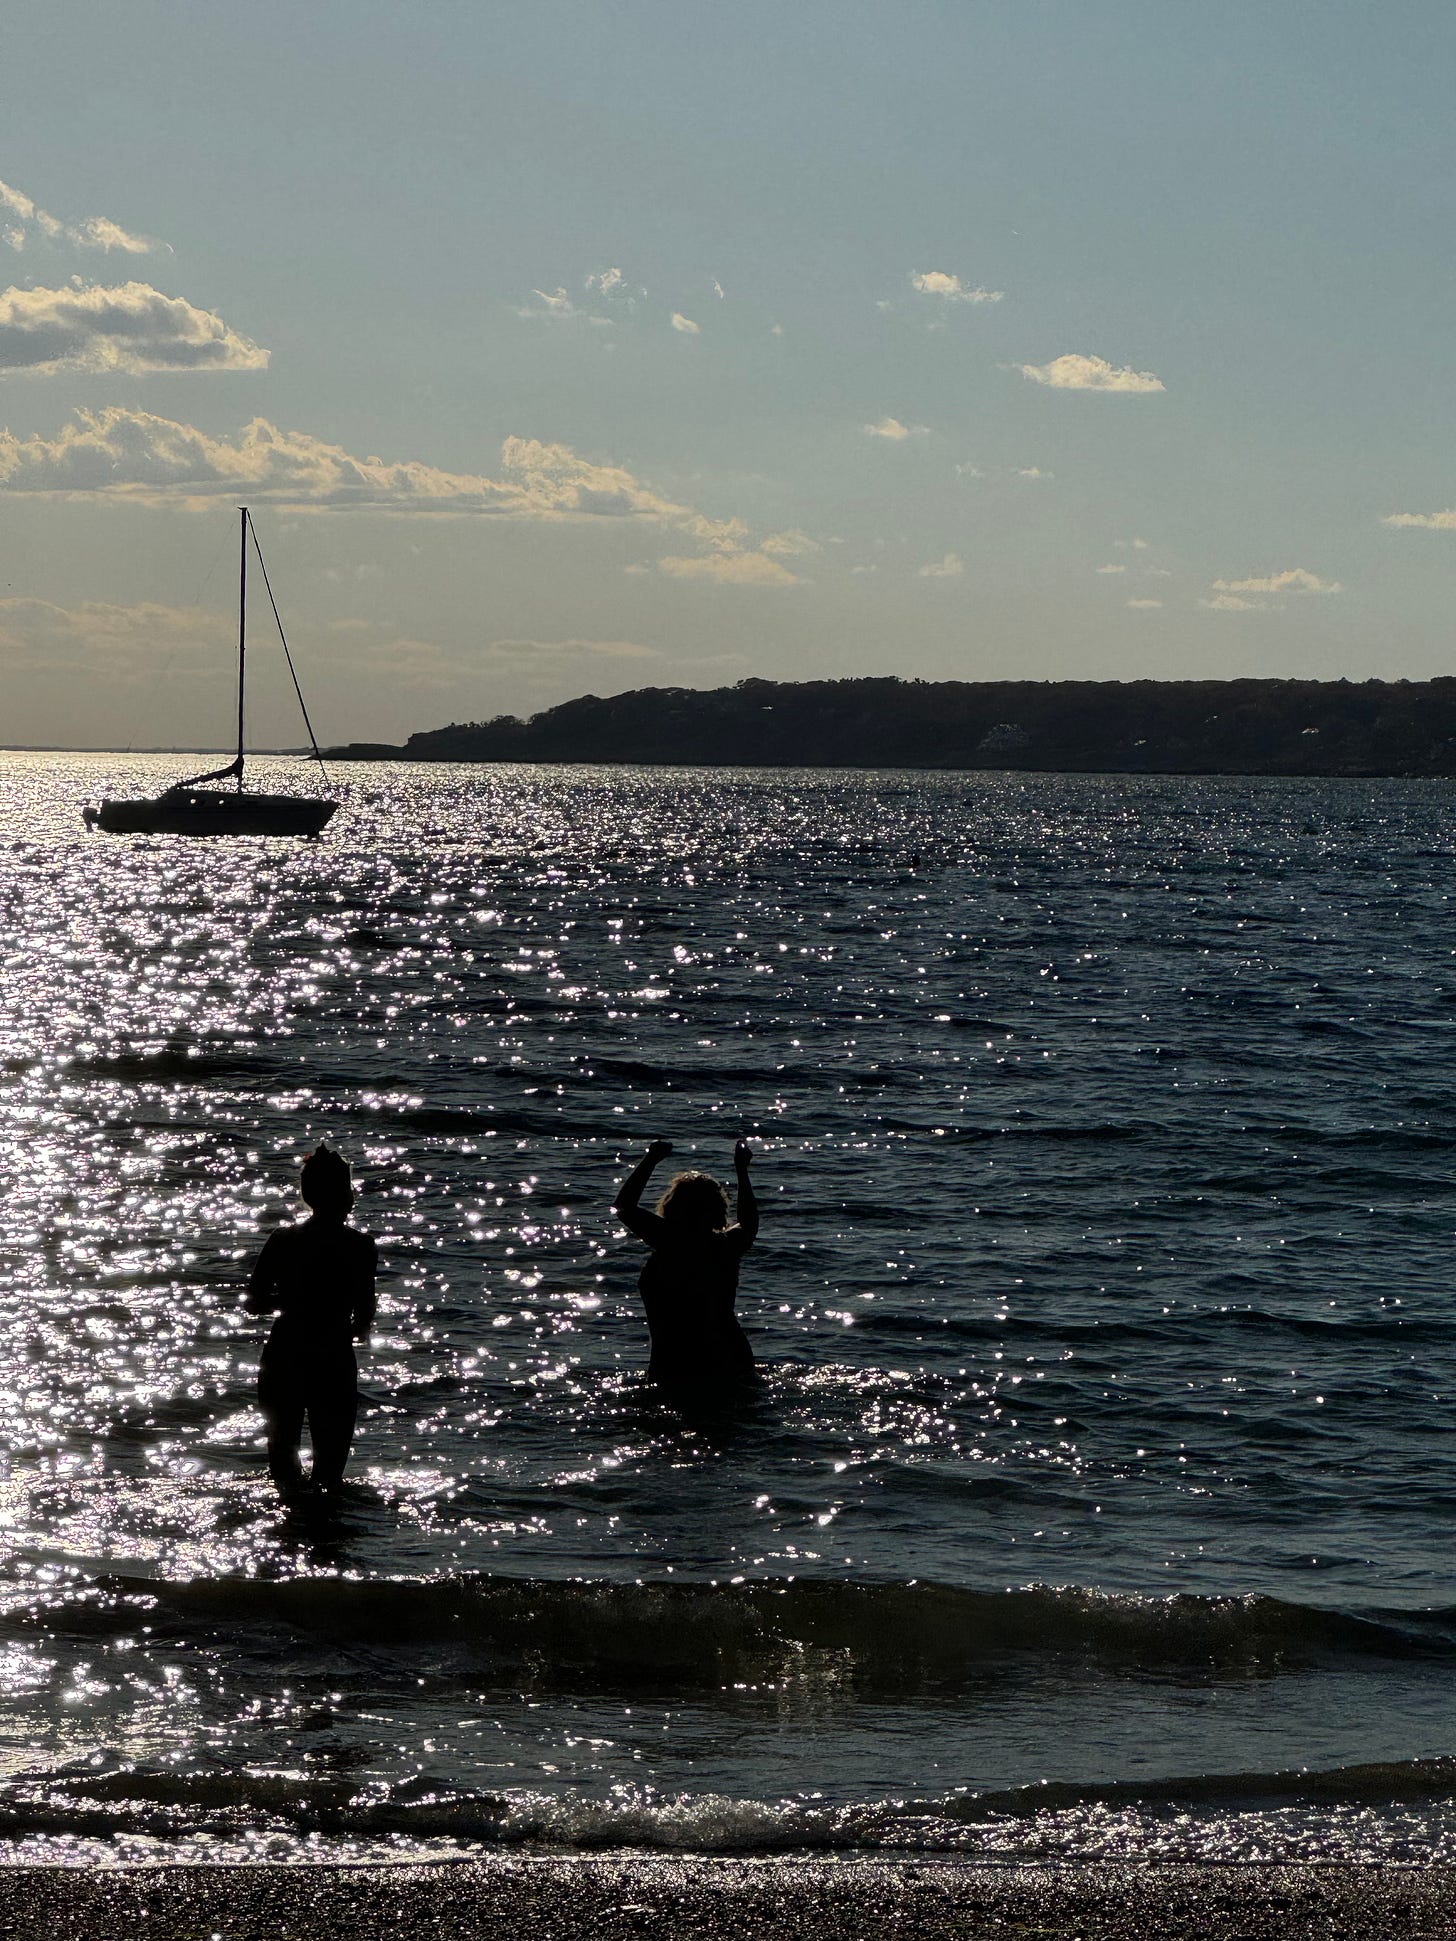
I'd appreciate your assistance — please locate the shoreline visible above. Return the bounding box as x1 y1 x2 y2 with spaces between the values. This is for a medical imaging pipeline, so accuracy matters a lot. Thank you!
3 1855 1455 1940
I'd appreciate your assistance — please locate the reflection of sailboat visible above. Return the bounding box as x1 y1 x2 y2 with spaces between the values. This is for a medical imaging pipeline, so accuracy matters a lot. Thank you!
83 508 338 838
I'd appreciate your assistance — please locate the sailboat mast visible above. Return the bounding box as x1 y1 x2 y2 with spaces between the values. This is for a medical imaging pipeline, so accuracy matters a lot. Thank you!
236 506 248 791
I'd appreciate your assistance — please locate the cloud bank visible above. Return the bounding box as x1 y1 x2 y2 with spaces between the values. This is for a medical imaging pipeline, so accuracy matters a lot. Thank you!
1020 353 1165 393
0 409 795 592
0 409 717 520
0 283 267 373
0 596 229 673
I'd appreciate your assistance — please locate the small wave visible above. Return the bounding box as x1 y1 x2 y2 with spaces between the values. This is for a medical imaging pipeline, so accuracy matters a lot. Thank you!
964 1754 1456 1816
381 1106 549 1136
53 1046 267 1086
20 1574 1456 1693
950 1120 1155 1144
4 1756 1456 1857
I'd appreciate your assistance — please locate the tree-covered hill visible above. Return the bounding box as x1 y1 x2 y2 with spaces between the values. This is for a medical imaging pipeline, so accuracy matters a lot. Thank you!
328 676 1456 776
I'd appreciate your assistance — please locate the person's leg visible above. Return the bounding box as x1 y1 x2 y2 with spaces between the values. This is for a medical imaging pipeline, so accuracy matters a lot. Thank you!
258 1351 308 1493
306 1361 359 1491
263 1396 307 1492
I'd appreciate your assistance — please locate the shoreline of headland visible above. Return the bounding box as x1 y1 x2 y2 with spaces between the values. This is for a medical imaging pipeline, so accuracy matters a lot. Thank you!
320 674 1456 778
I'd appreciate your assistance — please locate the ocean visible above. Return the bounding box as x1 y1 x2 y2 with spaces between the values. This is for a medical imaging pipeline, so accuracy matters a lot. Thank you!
3 750 1456 1866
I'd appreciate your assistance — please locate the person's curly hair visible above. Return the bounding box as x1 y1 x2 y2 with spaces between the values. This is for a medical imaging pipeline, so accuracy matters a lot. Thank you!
657 1170 729 1230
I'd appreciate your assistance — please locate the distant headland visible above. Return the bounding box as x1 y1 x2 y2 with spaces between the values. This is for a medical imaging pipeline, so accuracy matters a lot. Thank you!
327 676 1456 777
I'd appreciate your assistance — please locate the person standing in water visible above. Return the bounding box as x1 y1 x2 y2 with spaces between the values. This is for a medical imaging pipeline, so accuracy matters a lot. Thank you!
613 1138 758 1387
246 1144 377 1496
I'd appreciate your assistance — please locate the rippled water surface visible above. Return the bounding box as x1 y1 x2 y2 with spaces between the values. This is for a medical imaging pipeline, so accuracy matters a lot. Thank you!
4 752 1456 1862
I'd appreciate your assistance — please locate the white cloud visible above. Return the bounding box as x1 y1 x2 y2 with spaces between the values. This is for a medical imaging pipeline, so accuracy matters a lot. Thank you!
954 461 983 479
0 177 162 255
70 216 154 254
918 551 964 578
1126 598 1163 610
1383 508 1456 530
670 312 700 335
1095 564 1125 575
910 270 1004 304
0 181 42 224
524 266 648 327
769 322 784 336
1201 593 1266 612
534 287 575 313
1116 537 1151 550
760 528 819 557
711 278 725 300
1212 568 1341 595
658 551 798 586
864 416 929 440
1016 466 1050 479
1019 353 1165 393
0 283 267 374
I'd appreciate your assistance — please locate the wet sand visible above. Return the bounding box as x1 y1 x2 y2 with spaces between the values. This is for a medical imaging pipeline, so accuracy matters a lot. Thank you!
1 1856 1453 1940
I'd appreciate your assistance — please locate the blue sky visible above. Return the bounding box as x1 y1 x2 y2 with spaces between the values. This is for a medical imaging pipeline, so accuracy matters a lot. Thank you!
4 1 1456 747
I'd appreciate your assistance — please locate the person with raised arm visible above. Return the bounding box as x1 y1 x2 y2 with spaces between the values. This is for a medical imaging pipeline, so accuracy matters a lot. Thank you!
613 1138 759 1389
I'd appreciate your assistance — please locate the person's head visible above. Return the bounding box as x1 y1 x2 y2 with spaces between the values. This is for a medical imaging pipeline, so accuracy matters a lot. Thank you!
300 1142 353 1219
657 1169 729 1231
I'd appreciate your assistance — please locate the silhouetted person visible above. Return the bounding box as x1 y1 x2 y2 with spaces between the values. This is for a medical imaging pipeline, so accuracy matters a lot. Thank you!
614 1138 758 1388
247 1144 376 1497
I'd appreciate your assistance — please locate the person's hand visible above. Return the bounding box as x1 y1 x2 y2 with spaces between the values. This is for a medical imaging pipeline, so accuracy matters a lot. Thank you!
734 1138 753 1171
646 1138 674 1162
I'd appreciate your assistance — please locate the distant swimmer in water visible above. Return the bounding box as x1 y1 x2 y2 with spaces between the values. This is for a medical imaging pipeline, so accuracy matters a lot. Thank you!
613 1138 759 1389
246 1144 377 1497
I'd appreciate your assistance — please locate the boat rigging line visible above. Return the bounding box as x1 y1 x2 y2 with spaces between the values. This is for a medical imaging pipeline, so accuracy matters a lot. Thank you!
245 508 331 789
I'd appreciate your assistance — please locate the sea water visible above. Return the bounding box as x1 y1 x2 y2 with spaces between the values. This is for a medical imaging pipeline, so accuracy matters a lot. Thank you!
2 751 1456 1864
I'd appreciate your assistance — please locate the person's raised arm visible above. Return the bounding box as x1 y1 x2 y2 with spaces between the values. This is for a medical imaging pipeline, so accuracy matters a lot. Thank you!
244 1232 281 1315
732 1139 758 1247
614 1139 672 1243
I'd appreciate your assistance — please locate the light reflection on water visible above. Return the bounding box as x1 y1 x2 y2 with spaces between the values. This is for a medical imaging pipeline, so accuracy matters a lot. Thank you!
2 753 1456 1860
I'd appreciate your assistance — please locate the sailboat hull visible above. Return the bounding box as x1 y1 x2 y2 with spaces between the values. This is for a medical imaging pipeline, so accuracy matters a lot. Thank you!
84 790 337 837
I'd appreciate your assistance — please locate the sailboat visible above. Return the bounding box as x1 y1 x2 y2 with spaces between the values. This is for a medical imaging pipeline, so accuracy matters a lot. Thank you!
82 508 338 838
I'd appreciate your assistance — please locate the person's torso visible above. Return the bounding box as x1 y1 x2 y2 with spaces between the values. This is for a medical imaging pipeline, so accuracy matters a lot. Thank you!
638 1229 751 1373
262 1220 372 1349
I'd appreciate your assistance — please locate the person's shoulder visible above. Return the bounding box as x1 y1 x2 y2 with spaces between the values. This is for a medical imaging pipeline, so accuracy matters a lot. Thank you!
719 1223 754 1251
344 1223 378 1259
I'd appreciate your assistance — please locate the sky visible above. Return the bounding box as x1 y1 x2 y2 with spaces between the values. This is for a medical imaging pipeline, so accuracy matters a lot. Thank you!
4 0 1456 749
